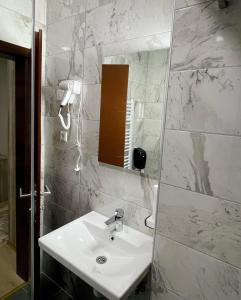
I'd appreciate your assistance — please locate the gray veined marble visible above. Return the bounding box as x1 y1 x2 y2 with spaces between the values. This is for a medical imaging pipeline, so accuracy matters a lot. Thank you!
82 84 101 121
152 235 241 300
161 130 241 204
175 0 210 10
79 155 158 210
47 0 85 24
85 0 174 48
171 0 241 70
46 12 85 56
156 183 241 269
46 50 84 87
0 5 32 48
166 67 241 135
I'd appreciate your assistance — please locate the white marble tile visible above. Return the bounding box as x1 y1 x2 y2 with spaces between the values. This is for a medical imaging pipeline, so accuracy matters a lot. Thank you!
85 0 174 47
46 50 84 87
45 144 80 184
35 0 47 24
46 13 85 56
144 103 164 120
83 46 102 84
103 33 172 57
82 84 101 121
166 67 241 135
0 0 46 24
143 120 162 137
43 86 58 117
44 116 79 147
86 0 114 12
88 190 153 235
43 198 76 230
0 6 32 48
162 130 241 204
175 0 210 10
79 155 158 209
81 120 100 156
152 235 241 300
151 290 183 300
157 183 241 268
171 0 241 70
141 135 161 154
47 0 85 24
44 173 81 214
129 82 146 103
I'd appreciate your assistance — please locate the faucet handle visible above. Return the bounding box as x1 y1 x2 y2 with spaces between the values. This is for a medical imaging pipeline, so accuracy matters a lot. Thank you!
115 208 124 219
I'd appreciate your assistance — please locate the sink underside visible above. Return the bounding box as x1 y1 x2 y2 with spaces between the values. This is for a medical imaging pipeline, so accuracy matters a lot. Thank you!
39 211 153 300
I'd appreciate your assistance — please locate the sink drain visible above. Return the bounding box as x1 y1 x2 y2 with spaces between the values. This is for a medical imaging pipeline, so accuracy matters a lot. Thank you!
96 256 107 264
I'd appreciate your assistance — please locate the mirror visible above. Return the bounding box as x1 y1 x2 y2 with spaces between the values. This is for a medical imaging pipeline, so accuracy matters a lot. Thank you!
98 44 170 179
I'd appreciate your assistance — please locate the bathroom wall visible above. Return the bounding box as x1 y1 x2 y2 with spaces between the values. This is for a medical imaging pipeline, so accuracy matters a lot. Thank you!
0 0 46 48
152 0 241 299
43 0 174 298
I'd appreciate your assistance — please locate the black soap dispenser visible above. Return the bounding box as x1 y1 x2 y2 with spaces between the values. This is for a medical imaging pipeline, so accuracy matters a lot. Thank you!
133 148 146 170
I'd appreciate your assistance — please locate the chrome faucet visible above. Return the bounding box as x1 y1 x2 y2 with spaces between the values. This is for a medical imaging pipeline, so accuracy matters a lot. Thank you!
105 208 124 236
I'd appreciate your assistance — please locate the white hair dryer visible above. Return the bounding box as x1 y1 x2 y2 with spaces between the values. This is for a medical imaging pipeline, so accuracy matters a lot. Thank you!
58 80 81 130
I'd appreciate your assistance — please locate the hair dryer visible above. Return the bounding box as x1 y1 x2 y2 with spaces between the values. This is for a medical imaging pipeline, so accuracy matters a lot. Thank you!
58 80 81 130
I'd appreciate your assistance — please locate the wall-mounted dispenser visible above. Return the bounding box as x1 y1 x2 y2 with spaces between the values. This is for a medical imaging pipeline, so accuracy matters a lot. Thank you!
133 147 146 170
57 80 81 130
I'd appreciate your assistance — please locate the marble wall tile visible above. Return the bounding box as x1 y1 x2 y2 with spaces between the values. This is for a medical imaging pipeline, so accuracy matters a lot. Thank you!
46 13 85 56
144 120 162 137
171 0 241 70
45 143 80 185
151 290 183 300
153 235 241 300
144 103 163 120
0 0 46 24
81 120 100 155
43 199 76 231
83 46 102 84
156 183 241 268
35 0 47 25
103 33 172 57
44 116 81 153
162 130 241 204
88 190 152 235
44 173 82 214
0 6 32 48
47 0 85 24
175 0 210 10
85 0 174 48
43 86 58 117
82 84 101 120
46 50 84 87
166 67 241 135
86 0 114 12
79 155 158 210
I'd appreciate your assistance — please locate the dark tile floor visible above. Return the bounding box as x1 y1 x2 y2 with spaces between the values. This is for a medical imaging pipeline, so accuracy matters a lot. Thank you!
5 273 72 300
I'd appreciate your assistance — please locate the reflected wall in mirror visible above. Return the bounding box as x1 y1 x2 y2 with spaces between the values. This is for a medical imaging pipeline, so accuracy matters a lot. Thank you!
99 47 170 179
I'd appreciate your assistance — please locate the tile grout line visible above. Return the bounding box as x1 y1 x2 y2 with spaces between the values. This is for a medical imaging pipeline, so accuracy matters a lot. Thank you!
165 127 241 139
158 180 241 207
155 232 241 272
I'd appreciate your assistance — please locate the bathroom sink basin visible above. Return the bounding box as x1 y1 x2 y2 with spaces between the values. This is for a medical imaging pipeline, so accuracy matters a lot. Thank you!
39 211 153 300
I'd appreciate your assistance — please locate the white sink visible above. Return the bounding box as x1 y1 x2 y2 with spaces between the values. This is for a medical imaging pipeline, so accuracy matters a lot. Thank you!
39 211 153 300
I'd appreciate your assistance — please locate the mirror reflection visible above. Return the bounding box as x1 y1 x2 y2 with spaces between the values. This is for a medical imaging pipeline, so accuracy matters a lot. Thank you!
98 46 170 179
